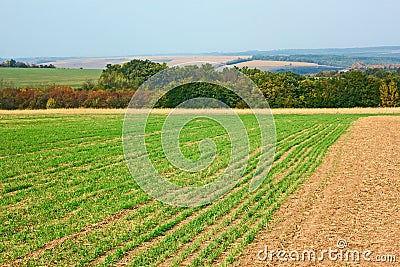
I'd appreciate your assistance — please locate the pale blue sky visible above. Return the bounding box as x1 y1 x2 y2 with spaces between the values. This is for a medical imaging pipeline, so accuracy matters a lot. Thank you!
2 0 400 57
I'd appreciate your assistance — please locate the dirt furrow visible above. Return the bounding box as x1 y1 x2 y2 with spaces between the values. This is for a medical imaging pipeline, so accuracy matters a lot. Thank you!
239 116 400 266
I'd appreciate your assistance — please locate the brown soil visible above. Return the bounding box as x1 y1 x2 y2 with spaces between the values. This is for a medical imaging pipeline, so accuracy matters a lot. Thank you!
239 116 400 266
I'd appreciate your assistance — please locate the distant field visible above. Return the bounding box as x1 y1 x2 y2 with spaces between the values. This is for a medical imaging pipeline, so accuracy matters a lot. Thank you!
44 57 319 71
44 55 251 69
233 60 318 68
0 68 102 88
232 59 344 74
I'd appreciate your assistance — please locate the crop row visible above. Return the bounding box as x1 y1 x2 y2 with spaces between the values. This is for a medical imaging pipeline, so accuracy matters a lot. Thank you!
0 113 359 265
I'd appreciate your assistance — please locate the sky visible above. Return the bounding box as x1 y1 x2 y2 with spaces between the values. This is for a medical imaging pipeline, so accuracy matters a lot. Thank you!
2 0 400 58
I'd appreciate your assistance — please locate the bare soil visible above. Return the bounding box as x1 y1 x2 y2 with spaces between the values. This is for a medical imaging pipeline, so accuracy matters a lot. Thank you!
239 116 400 266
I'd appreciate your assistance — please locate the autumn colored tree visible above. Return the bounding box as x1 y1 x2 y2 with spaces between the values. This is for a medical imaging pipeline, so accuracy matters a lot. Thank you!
46 98 56 109
15 88 48 109
84 90 109 108
380 79 399 107
48 86 78 108
15 89 35 109
0 88 19 109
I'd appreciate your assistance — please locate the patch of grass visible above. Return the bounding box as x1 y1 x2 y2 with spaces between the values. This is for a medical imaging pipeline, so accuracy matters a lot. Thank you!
0 68 101 88
2 184 32 194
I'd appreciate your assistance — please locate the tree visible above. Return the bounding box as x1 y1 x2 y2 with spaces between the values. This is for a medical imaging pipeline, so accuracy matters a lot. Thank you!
82 79 96 90
97 59 167 91
9 59 16 67
84 90 109 108
48 87 78 108
363 76 381 107
380 79 399 107
16 89 35 109
46 98 57 109
0 88 19 109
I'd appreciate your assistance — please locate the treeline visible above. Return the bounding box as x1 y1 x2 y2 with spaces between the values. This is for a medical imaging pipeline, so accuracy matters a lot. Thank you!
0 59 55 68
0 86 133 109
1 59 400 109
225 57 253 65
241 67 399 108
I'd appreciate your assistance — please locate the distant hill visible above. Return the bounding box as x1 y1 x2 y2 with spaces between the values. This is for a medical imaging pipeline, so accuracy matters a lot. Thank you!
246 46 400 69
219 46 400 57
15 57 81 64
6 46 400 72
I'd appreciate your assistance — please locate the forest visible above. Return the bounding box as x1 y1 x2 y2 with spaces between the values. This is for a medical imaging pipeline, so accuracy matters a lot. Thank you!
1 59 400 109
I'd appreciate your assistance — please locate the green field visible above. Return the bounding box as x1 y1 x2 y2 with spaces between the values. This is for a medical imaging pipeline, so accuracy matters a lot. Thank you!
0 112 360 266
0 68 102 88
